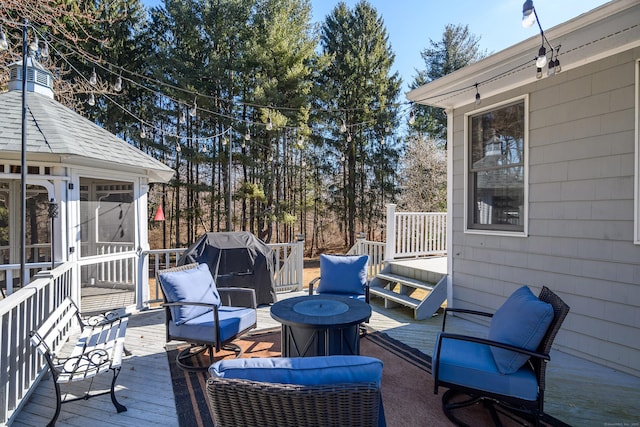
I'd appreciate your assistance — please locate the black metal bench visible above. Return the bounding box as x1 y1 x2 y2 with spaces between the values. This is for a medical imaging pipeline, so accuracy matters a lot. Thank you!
30 297 128 427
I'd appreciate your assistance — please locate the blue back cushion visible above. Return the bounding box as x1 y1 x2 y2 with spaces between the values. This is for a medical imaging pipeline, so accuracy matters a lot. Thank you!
158 263 221 325
210 355 383 386
317 254 368 295
488 286 554 374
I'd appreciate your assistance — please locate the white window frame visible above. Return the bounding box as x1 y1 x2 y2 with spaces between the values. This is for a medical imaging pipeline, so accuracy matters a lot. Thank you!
464 95 529 237
634 59 640 245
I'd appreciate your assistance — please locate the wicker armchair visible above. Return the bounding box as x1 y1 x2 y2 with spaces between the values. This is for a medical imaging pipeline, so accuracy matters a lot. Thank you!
207 356 385 427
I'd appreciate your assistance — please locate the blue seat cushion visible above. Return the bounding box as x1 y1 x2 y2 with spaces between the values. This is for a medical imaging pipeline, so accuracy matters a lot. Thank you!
209 355 383 387
317 254 368 296
158 263 221 325
169 306 256 345
433 333 539 401
488 286 554 374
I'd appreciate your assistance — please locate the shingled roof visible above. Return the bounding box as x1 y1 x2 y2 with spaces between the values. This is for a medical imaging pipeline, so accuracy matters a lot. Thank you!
0 86 173 183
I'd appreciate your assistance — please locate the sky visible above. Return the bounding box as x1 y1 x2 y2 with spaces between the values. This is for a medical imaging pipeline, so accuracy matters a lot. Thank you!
142 0 611 92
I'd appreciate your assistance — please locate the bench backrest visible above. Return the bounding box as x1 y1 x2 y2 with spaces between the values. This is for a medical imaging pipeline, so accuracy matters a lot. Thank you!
30 297 81 358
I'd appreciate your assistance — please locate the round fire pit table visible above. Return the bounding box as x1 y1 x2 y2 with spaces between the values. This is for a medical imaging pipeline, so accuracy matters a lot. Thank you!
270 295 371 357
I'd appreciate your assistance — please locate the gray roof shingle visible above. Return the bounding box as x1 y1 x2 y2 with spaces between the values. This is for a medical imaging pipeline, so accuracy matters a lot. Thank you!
0 90 174 183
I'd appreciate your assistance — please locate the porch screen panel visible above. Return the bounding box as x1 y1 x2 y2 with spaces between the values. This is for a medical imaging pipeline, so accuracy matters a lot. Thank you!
468 100 525 232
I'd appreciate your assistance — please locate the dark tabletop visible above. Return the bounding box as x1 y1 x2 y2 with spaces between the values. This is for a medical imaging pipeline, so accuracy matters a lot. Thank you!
270 295 371 328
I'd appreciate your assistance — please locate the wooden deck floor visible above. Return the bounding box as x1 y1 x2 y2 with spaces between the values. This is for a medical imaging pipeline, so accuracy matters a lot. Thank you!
12 290 640 427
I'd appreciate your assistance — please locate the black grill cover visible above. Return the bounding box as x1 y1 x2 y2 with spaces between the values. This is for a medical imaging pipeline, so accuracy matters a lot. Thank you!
178 232 277 305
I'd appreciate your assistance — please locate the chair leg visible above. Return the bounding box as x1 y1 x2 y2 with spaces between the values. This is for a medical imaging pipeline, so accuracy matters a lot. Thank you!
176 344 213 371
109 367 127 413
177 343 243 372
46 379 62 427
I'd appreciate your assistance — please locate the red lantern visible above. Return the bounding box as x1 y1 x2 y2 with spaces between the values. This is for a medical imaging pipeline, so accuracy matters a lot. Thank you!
153 205 165 221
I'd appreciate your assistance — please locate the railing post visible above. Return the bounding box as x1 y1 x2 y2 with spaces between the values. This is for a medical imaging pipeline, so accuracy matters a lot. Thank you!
295 235 304 291
385 203 396 261
137 250 149 310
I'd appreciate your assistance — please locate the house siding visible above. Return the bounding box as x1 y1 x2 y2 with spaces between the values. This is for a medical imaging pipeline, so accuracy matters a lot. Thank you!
450 47 640 377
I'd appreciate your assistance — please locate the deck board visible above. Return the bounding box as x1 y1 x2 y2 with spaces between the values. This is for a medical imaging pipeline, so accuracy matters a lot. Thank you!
12 290 640 426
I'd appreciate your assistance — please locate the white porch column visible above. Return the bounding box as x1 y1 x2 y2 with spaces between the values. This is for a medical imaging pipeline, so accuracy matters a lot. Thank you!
445 108 454 308
384 203 396 261
136 180 150 310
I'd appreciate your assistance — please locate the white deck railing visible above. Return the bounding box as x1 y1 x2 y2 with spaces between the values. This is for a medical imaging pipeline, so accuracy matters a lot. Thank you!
0 262 75 425
143 240 304 304
385 204 446 260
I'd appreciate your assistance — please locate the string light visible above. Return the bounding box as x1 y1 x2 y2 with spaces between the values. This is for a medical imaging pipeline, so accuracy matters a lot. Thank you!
139 124 146 139
297 134 304 148
346 132 352 143
87 92 95 106
340 119 347 133
189 98 197 118
408 110 415 125
39 38 49 58
244 128 251 141
474 83 481 106
29 34 38 54
266 112 273 131
113 75 122 92
176 143 181 153
89 68 97 85
179 109 186 124
0 26 8 51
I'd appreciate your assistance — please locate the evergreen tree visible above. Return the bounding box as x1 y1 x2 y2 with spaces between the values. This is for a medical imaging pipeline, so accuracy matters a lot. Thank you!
318 0 401 247
409 24 485 144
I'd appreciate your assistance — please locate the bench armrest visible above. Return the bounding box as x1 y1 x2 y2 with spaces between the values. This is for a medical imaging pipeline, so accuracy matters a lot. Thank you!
83 307 128 327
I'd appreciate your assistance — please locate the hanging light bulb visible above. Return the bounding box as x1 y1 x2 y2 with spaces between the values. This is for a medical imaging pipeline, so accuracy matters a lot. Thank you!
179 110 186 124
408 110 415 125
29 34 39 54
202 145 208 153
241 142 246 149
87 92 95 106
176 143 181 153
340 120 347 133
346 132 352 143
40 40 49 58
89 68 97 85
474 83 481 106
0 26 8 51
268 154 274 162
140 125 146 139
266 114 273 131
189 99 197 117
340 154 346 162
536 46 547 68
301 159 306 167
113 75 122 92
222 137 227 146
522 0 536 28
547 59 556 77
380 139 385 145
245 129 251 141
298 135 304 148
536 67 543 79
555 58 561 73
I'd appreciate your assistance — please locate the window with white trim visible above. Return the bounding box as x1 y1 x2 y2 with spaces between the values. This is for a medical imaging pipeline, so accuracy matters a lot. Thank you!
467 99 526 233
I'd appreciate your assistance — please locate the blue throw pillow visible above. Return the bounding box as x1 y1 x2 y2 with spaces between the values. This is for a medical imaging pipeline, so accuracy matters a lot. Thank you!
209 355 383 386
158 263 221 325
317 254 368 295
488 286 554 374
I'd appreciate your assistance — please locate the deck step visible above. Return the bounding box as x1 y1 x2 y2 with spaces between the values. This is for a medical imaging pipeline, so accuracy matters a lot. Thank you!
369 262 447 320
369 286 420 309
375 273 434 291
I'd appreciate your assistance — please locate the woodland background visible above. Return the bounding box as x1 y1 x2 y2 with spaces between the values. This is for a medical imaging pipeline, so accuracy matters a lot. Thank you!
0 0 485 255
